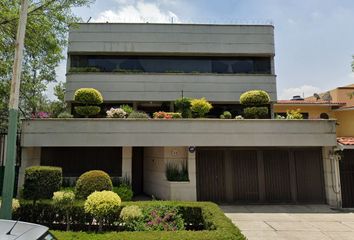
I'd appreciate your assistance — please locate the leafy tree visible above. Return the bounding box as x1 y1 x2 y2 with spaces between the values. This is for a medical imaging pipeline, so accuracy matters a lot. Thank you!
0 0 93 129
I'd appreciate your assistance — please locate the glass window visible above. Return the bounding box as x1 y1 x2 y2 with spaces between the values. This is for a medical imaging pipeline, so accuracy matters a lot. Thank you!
70 55 271 74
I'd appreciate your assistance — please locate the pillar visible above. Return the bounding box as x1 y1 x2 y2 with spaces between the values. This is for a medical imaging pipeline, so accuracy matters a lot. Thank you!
17 147 41 194
122 147 132 183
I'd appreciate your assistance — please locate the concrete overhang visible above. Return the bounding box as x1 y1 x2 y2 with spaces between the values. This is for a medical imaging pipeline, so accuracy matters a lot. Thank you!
21 119 337 147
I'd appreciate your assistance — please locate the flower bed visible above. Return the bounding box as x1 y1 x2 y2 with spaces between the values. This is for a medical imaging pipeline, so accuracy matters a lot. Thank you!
14 201 245 240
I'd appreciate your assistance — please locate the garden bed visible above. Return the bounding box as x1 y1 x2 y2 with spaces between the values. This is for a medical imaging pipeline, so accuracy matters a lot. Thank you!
14 201 245 240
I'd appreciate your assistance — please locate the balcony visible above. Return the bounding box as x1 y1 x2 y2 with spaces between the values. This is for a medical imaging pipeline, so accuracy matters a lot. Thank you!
21 119 337 147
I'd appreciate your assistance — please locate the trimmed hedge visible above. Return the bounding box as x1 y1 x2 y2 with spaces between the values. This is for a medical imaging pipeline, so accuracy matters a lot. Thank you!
240 90 270 106
243 107 269 119
50 201 245 240
74 106 101 117
75 170 113 199
23 166 62 201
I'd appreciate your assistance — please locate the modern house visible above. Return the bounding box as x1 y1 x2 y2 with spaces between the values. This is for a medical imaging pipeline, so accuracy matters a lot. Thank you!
18 23 341 206
274 84 354 207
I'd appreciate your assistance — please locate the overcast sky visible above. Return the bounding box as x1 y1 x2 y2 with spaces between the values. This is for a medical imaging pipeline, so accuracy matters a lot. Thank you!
53 0 354 100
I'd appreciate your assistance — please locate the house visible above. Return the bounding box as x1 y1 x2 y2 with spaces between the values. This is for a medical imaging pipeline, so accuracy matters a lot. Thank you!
274 84 354 207
18 23 340 206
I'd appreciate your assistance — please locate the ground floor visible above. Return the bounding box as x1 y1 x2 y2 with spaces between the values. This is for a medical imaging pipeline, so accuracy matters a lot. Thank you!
222 204 354 240
18 145 344 208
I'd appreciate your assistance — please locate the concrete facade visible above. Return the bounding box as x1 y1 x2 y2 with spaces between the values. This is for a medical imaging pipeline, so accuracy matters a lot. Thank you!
21 119 337 147
143 147 196 201
18 147 41 194
65 23 276 103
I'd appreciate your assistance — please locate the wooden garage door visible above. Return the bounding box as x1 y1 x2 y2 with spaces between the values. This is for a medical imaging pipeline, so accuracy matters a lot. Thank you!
230 150 259 202
196 149 225 201
263 150 292 203
197 148 324 204
340 150 354 208
294 149 325 203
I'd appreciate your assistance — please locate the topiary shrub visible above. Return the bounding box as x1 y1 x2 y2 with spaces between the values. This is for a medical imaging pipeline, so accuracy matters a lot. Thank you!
53 191 75 231
23 166 62 202
240 90 270 106
84 191 121 232
120 205 143 231
113 184 134 201
74 88 103 117
243 107 269 119
74 88 103 105
174 97 192 118
75 170 113 199
127 111 150 119
191 98 213 118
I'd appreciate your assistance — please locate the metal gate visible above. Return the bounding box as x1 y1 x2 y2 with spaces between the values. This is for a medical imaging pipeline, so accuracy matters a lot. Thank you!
196 147 325 204
340 150 354 208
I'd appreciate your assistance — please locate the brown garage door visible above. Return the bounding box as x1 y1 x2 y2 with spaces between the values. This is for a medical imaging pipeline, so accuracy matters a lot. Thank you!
340 150 354 208
196 148 325 204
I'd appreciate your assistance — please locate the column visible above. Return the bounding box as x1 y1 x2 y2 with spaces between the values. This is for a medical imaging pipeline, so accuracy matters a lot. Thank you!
17 147 41 194
122 147 132 183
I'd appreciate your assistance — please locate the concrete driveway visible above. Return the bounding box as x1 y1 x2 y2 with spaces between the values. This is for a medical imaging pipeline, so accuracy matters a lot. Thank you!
221 205 354 240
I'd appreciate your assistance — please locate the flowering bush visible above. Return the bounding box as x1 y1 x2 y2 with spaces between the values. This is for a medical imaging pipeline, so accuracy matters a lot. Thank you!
84 191 121 232
190 98 212 118
153 112 182 119
235 115 244 120
31 111 50 119
135 206 185 231
0 199 20 212
106 108 127 118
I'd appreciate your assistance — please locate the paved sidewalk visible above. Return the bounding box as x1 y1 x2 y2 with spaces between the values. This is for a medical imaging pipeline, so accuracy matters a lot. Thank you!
221 205 354 240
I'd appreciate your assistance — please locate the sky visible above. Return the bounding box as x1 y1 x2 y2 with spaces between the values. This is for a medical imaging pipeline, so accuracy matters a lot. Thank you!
53 0 354 100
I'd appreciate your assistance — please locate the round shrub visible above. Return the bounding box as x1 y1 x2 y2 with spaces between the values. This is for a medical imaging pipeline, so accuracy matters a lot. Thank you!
120 205 143 231
58 112 73 118
243 107 269 119
75 170 113 199
53 191 75 206
127 111 150 119
220 111 232 119
240 90 270 106
174 97 192 118
74 106 101 117
120 104 134 116
84 191 121 231
23 166 62 201
74 88 103 105
113 184 133 201
191 98 213 118
120 205 143 221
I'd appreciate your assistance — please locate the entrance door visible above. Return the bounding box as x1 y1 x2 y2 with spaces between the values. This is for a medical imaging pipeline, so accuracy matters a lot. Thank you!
132 147 144 196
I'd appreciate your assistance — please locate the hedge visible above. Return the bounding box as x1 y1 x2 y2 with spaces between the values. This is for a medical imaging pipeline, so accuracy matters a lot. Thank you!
23 166 62 201
14 201 245 240
243 106 269 119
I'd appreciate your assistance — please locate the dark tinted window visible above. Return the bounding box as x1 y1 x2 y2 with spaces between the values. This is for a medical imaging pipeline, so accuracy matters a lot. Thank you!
71 56 271 74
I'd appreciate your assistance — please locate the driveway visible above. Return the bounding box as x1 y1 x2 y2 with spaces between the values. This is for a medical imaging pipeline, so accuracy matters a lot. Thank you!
221 205 354 240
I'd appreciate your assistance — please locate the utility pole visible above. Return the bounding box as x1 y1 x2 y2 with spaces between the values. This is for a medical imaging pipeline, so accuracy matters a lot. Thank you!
0 0 29 219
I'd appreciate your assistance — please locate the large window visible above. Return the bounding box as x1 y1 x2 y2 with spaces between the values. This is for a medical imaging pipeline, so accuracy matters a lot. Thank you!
70 55 271 74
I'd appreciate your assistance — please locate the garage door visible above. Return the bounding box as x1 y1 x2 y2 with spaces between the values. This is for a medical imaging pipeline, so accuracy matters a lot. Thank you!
340 150 354 208
196 148 325 204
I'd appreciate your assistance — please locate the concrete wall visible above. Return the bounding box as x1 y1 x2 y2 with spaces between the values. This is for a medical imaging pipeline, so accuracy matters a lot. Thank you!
68 23 275 55
143 147 196 201
21 119 337 147
65 73 276 102
322 147 342 208
18 147 41 193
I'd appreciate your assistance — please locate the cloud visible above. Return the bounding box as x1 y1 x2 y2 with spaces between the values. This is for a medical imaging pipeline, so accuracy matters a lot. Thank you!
279 85 322 100
95 1 180 23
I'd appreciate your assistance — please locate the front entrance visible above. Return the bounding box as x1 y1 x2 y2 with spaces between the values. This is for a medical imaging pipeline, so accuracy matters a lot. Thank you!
196 147 325 204
339 149 354 208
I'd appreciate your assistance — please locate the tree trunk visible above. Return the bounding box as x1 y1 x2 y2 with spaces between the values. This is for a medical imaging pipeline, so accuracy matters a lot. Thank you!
66 211 70 231
98 219 103 232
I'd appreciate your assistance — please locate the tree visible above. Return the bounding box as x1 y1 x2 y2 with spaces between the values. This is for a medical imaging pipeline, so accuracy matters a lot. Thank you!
0 0 93 129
